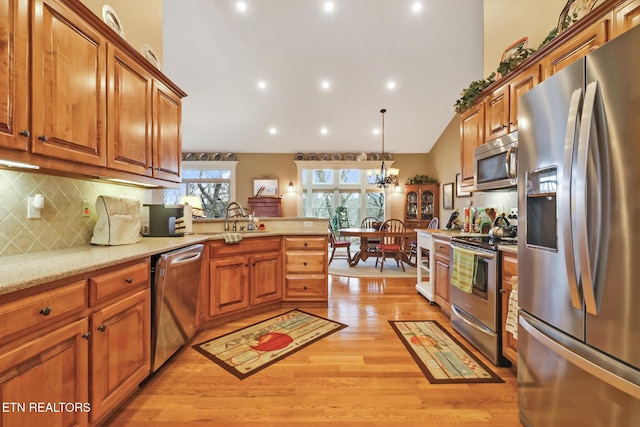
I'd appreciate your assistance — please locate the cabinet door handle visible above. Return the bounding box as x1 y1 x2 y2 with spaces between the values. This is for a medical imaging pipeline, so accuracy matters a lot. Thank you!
19 130 30 137
304 242 308 247
303 286 308 290
124 277 133 284
38 135 48 142
82 332 92 340
39 306 52 316
303 262 307 266
252 262 256 266
97 324 107 332
245 263 249 267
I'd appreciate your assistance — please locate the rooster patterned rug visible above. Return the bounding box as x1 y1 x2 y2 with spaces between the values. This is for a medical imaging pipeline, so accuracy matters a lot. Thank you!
389 320 504 384
193 309 347 379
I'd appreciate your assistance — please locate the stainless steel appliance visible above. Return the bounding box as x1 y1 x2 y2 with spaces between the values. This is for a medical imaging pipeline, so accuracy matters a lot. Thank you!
518 25 640 427
151 244 204 372
474 130 517 191
449 236 515 366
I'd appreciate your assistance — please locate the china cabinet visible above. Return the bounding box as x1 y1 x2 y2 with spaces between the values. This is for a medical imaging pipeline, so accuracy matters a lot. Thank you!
404 184 439 229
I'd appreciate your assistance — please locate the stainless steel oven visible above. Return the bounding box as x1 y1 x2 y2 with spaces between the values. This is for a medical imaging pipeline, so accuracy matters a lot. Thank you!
449 236 508 366
474 131 518 191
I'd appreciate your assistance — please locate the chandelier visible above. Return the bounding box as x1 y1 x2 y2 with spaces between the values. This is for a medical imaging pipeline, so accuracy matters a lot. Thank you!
367 108 399 188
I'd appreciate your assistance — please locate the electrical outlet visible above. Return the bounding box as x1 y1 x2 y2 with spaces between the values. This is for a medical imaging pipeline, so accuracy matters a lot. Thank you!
27 197 41 219
81 201 93 217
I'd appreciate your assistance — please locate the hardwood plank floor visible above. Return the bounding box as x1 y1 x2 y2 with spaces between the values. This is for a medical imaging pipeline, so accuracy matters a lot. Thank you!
106 274 520 426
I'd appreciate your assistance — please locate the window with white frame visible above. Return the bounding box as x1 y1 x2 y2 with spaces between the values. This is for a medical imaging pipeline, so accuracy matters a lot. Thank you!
299 165 386 228
163 161 237 218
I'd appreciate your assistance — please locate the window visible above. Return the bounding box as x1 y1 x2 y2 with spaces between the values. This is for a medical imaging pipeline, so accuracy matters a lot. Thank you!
298 163 388 227
163 161 236 218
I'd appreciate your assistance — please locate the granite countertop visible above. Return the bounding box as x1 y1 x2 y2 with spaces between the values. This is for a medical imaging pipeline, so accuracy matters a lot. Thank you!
0 229 328 297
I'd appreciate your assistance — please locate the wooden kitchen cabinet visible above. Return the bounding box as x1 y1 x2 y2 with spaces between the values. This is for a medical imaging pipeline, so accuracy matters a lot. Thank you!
404 184 439 229
433 237 451 315
90 288 150 424
0 0 29 152
0 318 90 427
31 0 107 167
613 0 640 36
208 237 283 316
501 251 519 366
541 13 611 79
151 80 182 182
283 236 328 303
459 102 484 191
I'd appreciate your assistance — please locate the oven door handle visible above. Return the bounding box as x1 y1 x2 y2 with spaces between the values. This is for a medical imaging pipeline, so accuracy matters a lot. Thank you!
474 253 496 260
451 304 496 337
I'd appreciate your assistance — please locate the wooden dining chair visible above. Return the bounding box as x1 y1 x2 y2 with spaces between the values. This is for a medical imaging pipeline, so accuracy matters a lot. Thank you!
375 219 406 272
328 221 351 264
360 216 381 255
409 217 439 264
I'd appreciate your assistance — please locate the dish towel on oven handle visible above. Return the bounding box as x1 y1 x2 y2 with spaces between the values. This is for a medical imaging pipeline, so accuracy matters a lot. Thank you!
505 276 519 339
450 246 476 293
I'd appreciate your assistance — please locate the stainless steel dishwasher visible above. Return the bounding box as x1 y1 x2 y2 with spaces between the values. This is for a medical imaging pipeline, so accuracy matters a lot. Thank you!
151 244 204 372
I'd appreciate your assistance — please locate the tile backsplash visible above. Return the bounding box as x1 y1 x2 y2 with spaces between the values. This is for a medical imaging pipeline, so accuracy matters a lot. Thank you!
0 170 151 256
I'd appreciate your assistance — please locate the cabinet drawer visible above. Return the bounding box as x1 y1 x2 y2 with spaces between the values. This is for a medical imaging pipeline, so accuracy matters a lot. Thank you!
209 237 281 257
285 236 327 250
502 253 518 282
285 252 326 274
0 280 87 341
434 239 450 257
89 260 150 305
284 276 327 299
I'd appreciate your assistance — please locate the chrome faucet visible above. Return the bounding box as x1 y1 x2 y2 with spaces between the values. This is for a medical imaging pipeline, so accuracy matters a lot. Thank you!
225 202 246 231
232 220 239 232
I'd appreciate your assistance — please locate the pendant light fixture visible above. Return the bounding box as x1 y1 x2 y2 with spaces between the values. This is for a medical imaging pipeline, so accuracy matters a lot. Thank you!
368 108 399 188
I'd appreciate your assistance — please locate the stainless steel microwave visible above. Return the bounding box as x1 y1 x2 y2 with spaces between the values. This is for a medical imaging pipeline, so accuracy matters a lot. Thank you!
474 131 518 191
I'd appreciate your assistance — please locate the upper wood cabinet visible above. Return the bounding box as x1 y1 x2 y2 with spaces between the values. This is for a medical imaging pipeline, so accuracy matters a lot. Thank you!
459 102 484 190
107 44 153 176
31 0 107 167
614 0 640 36
0 0 29 152
509 63 541 131
0 0 185 185
541 13 611 78
152 80 182 182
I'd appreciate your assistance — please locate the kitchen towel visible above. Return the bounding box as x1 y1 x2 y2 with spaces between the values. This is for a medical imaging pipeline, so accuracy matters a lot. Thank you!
505 276 519 339
222 233 243 244
450 246 476 293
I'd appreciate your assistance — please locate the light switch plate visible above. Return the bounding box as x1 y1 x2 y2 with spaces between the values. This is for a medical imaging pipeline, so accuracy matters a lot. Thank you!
27 197 41 219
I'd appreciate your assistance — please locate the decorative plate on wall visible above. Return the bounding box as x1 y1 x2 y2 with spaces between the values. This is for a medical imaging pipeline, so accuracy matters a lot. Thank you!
308 153 317 160
295 153 305 160
356 152 367 161
331 153 341 160
141 44 161 70
212 153 223 161
225 153 236 161
344 153 355 161
102 5 124 38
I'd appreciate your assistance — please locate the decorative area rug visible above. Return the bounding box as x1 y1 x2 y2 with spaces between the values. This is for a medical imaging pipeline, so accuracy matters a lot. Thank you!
193 309 347 379
329 257 417 278
389 320 504 384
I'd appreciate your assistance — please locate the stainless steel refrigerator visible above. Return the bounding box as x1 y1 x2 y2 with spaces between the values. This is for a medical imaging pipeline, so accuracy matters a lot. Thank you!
517 24 640 426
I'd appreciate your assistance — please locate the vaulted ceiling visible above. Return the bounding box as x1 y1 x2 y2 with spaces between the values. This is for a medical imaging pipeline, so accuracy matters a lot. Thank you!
162 0 484 154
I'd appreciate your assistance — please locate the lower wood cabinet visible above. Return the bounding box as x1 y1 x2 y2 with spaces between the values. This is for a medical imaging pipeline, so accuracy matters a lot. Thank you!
433 237 451 315
0 259 151 427
90 288 150 424
501 251 519 366
208 237 283 316
0 318 90 427
283 236 328 302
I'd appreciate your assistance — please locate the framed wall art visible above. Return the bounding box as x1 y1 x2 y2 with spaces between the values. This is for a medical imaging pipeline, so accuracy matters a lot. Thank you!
456 173 471 197
253 179 278 197
443 182 454 210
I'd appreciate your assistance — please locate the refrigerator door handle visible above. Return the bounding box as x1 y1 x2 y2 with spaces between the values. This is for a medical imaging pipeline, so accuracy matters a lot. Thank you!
575 81 600 315
520 313 640 400
562 88 584 310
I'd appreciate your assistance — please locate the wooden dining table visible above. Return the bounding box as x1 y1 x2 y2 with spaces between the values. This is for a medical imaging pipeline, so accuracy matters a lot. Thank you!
338 227 417 268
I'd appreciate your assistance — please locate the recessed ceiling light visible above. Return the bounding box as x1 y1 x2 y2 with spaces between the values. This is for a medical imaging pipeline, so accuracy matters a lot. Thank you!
412 2 423 13
323 2 335 13
372 128 380 135
321 80 331 90
236 1 247 12
320 127 329 135
269 127 278 135
257 80 267 90
387 80 397 90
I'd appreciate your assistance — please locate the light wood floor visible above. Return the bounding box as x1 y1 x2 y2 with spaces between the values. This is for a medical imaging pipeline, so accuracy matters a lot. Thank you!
106 274 520 426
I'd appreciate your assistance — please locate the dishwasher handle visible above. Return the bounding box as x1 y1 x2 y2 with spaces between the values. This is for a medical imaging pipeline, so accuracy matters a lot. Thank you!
167 251 202 267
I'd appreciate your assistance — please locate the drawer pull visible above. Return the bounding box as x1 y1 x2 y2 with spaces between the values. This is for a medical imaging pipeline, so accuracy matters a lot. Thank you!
124 277 134 284
304 242 308 247
97 324 107 332
303 262 307 266
82 332 92 340
304 286 308 290
20 130 30 137
39 306 52 316
38 134 48 142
